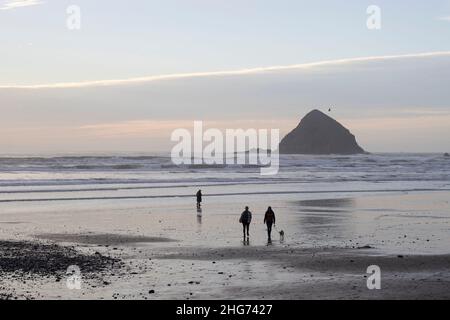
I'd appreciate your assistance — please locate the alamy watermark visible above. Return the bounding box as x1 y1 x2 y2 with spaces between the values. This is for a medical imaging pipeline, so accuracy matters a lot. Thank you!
366 265 381 289
66 5 81 30
367 5 381 30
66 265 82 290
171 121 280 175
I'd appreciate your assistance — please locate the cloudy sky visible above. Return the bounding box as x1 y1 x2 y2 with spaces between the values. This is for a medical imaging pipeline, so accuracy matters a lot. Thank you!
1 0 450 153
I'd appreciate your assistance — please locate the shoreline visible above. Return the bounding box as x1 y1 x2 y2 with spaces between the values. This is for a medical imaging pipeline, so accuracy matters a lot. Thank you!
1 187 450 203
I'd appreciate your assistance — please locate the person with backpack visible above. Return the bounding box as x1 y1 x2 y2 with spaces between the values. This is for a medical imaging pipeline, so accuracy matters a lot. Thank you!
239 206 252 239
264 206 276 242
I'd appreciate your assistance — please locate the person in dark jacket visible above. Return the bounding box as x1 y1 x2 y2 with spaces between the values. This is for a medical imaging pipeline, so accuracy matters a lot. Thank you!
196 190 202 208
264 206 276 242
239 206 252 238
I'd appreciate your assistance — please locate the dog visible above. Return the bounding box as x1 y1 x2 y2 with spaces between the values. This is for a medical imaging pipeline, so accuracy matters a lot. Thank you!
279 229 285 242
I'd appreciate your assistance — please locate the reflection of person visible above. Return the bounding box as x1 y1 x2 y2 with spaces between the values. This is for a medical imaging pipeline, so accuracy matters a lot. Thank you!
197 208 202 225
196 190 202 208
239 206 252 239
264 206 276 242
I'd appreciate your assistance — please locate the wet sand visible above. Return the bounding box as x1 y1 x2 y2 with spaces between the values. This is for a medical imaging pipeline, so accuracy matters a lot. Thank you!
0 191 449 299
36 233 177 245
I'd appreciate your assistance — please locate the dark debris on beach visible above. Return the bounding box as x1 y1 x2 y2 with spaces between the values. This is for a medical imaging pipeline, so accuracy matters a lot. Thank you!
0 240 122 279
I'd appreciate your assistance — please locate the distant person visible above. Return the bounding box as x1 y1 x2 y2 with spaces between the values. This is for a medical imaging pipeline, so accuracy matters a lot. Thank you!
264 206 276 242
239 206 252 239
196 189 202 208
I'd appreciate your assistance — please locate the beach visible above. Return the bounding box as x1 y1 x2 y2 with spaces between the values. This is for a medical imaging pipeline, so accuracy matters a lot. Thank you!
1 176 449 299
2 0 450 304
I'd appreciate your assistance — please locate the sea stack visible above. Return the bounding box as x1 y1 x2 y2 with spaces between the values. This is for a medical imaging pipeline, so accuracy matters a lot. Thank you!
279 109 365 154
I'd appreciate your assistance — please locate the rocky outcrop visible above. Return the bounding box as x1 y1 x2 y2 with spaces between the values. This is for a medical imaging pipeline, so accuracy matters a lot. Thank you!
279 109 365 154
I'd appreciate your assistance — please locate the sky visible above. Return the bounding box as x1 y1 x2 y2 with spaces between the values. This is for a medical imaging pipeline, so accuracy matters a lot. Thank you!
1 0 450 153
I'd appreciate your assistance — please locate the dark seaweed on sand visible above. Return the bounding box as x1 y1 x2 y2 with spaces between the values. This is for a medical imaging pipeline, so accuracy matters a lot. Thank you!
0 240 121 277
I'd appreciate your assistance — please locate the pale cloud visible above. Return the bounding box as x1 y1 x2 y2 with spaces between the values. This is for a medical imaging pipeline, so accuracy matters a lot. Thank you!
0 0 44 11
341 114 450 153
79 119 296 138
437 16 450 21
1 51 450 89
80 120 194 138
342 114 450 131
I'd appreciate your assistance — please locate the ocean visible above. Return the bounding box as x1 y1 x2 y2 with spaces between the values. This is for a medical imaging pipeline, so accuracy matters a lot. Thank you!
0 153 449 203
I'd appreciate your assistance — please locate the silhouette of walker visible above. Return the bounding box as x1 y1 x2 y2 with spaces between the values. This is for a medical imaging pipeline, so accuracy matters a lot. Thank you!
239 206 252 239
196 189 202 208
264 206 276 242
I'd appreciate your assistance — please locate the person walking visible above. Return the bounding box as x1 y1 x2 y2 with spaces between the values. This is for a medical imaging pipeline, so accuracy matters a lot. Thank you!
239 206 252 239
196 189 202 208
264 206 276 242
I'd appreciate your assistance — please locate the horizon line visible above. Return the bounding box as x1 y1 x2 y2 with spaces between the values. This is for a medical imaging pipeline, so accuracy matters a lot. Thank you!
2 51 450 90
